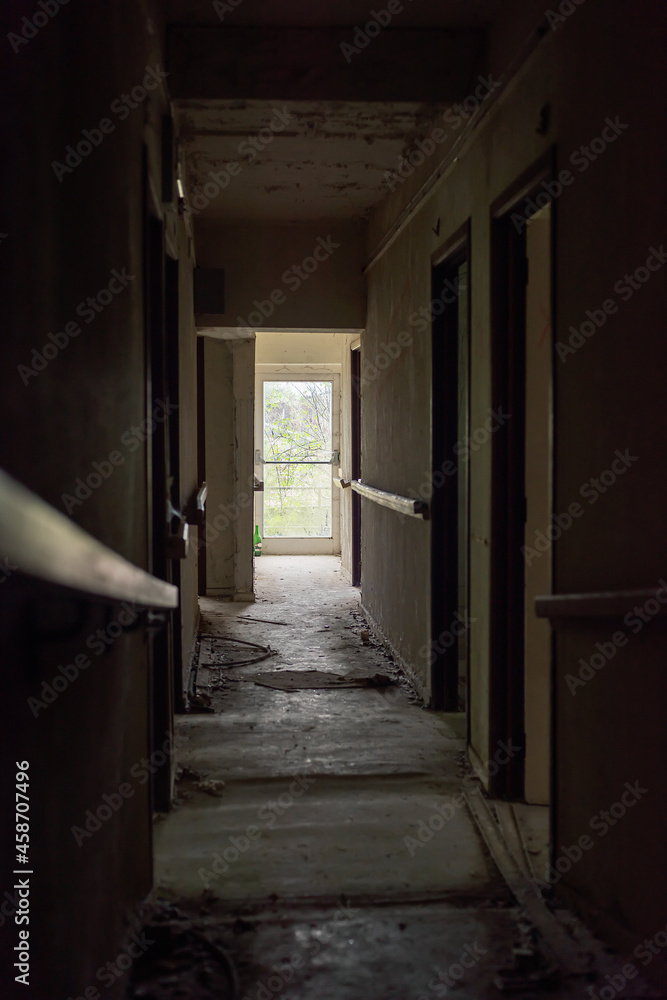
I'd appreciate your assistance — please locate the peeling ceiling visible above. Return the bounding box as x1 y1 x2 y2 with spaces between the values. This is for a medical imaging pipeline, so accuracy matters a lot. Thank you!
168 1 503 226
175 99 451 223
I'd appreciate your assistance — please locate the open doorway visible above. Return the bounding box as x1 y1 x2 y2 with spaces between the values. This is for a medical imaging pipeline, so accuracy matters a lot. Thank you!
254 373 340 555
490 159 553 805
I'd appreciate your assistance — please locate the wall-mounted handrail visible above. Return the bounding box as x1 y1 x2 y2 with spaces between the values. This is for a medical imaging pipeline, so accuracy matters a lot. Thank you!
186 481 208 526
350 480 428 519
0 469 178 608
333 477 351 489
535 587 667 619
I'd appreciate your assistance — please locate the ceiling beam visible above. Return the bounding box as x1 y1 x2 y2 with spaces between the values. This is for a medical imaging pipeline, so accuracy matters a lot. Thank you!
167 26 484 102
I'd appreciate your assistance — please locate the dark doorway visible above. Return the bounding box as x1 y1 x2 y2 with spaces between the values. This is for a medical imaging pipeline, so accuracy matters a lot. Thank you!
351 345 362 586
165 255 185 712
431 232 470 712
197 336 207 597
490 156 554 801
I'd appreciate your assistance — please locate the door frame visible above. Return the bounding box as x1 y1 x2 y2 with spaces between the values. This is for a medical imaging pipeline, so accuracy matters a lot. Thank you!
489 150 555 800
254 366 341 555
350 345 362 586
143 161 175 813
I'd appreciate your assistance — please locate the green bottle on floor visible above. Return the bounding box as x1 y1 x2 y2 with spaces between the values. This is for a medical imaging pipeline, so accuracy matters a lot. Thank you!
253 524 262 556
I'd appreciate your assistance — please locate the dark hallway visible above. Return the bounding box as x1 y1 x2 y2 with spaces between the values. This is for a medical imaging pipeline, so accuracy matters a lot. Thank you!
1 1 667 998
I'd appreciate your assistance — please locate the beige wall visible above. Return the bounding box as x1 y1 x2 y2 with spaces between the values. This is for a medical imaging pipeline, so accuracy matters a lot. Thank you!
204 338 236 593
203 337 255 598
361 0 667 956
194 222 367 332
255 332 355 365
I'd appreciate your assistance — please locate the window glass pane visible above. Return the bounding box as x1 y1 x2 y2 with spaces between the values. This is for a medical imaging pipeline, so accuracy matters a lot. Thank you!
264 463 332 537
263 381 332 462
262 381 333 538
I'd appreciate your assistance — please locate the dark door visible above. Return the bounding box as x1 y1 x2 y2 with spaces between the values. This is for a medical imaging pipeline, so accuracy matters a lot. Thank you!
490 209 529 799
197 337 207 596
165 255 185 712
431 247 470 712
490 165 554 803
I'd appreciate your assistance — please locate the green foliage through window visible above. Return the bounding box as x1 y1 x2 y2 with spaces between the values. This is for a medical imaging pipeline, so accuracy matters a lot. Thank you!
263 381 333 538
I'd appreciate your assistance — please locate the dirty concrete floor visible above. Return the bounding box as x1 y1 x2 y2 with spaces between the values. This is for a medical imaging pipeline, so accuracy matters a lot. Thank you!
148 556 658 1000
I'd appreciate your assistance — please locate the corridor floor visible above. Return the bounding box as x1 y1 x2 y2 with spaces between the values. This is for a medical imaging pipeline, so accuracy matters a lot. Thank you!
146 557 656 1000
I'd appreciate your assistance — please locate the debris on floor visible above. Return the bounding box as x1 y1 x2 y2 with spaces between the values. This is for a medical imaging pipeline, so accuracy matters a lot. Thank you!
199 636 276 668
153 558 660 1000
252 668 394 690
493 921 561 992
234 615 291 626
125 902 240 1000
187 692 214 714
194 779 226 797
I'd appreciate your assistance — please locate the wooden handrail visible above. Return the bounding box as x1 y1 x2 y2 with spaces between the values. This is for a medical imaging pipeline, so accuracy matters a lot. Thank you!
351 480 428 518
0 469 178 608
535 586 667 619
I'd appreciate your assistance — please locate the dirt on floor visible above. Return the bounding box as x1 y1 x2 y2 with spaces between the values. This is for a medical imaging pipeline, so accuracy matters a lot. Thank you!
125 557 663 1000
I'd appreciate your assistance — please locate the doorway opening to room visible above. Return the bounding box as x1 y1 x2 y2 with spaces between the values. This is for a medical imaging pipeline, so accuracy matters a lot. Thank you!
255 371 341 555
490 156 554 807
